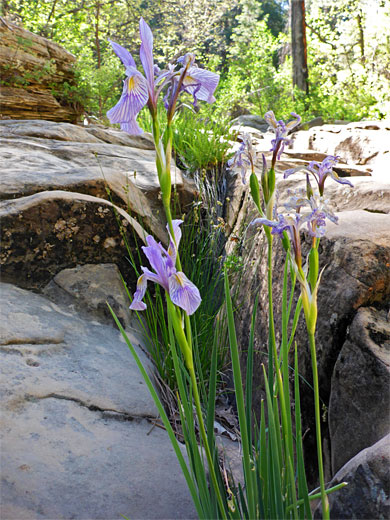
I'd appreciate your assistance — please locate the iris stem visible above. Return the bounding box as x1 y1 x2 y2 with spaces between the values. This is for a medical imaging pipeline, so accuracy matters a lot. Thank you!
266 230 276 392
308 331 329 520
268 235 298 518
167 297 225 516
189 367 227 519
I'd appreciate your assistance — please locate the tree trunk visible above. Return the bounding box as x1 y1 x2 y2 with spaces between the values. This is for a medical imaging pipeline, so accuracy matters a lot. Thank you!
291 0 309 94
356 12 365 62
95 1 101 69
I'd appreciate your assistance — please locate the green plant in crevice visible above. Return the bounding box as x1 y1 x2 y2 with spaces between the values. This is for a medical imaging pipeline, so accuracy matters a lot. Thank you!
232 113 353 518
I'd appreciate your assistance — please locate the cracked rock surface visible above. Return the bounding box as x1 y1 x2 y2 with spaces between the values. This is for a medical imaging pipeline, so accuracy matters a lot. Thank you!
0 277 196 519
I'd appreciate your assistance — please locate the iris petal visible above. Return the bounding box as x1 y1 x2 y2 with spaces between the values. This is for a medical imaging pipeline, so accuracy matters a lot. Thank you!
286 112 301 130
142 236 170 291
169 272 201 315
284 166 307 179
167 219 183 263
106 93 144 135
120 119 144 135
264 111 277 129
106 70 148 135
108 39 136 69
129 274 148 310
139 18 154 94
184 67 219 103
329 172 354 187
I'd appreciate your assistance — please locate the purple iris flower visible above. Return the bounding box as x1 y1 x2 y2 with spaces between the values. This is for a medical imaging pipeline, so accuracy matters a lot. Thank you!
130 220 201 316
284 155 353 195
107 18 158 135
165 53 219 120
177 53 219 105
252 192 338 267
227 133 256 184
264 111 301 165
107 20 219 134
253 212 308 267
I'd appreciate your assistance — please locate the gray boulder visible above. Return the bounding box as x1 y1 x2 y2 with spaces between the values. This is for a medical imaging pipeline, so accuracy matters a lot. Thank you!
299 116 324 130
44 263 136 329
230 114 268 132
0 280 196 520
315 434 390 520
0 119 196 243
329 306 390 474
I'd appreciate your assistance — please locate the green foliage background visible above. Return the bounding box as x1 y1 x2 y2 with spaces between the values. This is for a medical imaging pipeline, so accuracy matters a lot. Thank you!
2 0 390 121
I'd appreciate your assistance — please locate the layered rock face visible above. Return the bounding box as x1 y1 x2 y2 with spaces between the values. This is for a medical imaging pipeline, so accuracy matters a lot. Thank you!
0 19 82 122
0 119 195 290
227 120 390 518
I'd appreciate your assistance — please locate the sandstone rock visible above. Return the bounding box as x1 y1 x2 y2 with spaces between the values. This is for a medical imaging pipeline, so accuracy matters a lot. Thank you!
328 307 390 474
315 434 390 520
84 124 155 149
279 151 371 178
2 400 195 520
230 114 268 132
0 119 102 143
0 282 155 417
279 175 390 214
288 120 390 181
0 119 196 242
0 190 147 290
0 19 82 122
0 282 196 519
44 263 137 330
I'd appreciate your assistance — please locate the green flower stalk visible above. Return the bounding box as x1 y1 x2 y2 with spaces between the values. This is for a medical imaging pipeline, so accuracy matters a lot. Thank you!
229 110 350 518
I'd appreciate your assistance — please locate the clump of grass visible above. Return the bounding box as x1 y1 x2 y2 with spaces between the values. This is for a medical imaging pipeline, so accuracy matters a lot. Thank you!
138 102 233 175
172 110 232 174
134 101 233 395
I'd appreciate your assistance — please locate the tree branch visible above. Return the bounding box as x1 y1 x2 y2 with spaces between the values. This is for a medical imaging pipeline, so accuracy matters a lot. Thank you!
306 22 336 50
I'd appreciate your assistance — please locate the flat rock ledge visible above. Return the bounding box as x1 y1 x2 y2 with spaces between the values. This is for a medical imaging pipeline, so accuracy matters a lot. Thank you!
0 269 196 520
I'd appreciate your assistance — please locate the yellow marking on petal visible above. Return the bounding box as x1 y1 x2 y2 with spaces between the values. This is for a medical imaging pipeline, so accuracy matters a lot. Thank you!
125 75 142 94
137 274 145 287
174 272 186 287
183 74 195 85
129 76 135 90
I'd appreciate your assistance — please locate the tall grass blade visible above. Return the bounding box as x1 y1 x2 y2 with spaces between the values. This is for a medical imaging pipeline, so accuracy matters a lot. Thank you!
107 305 204 518
262 366 284 519
246 295 259 450
224 270 257 519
